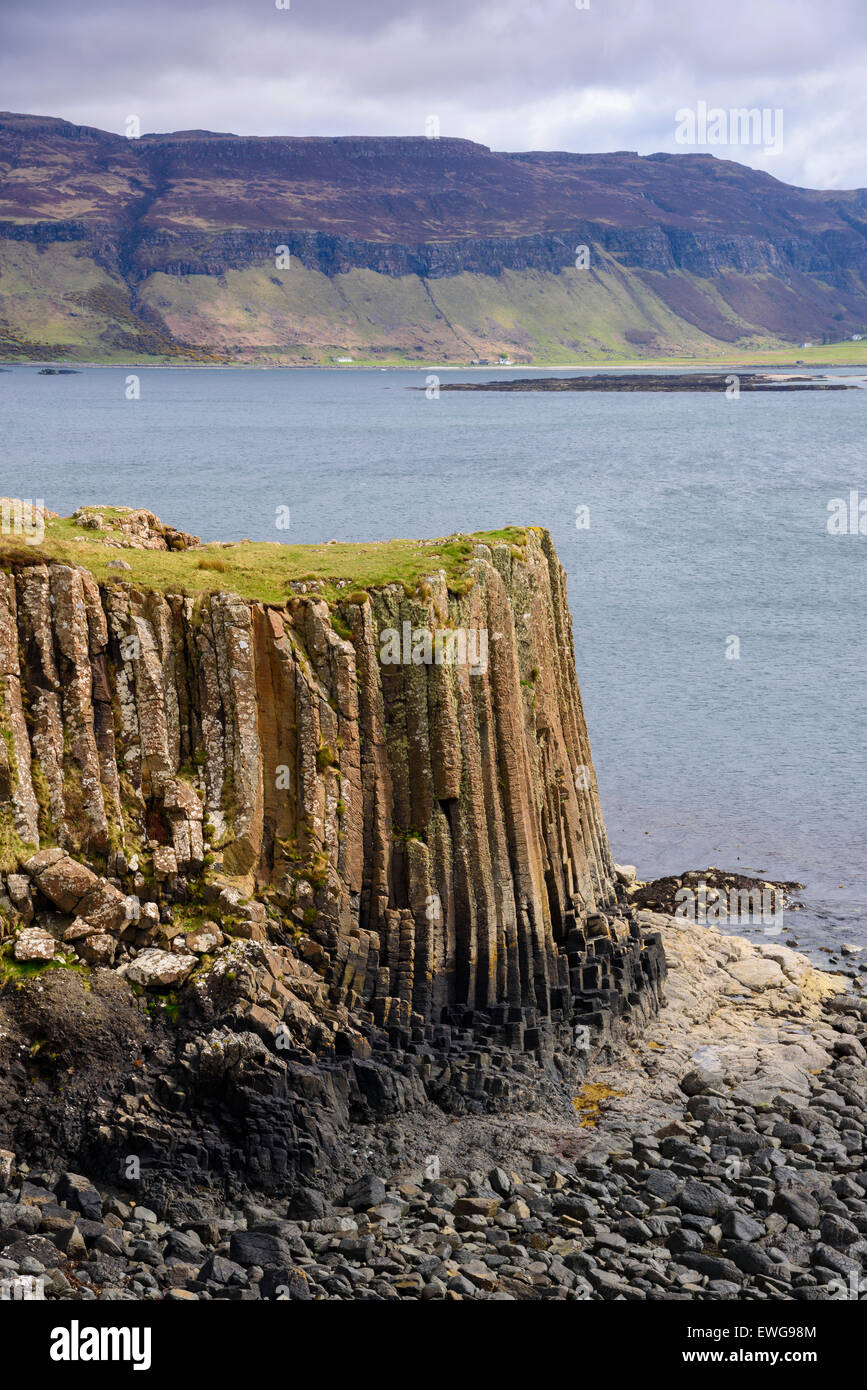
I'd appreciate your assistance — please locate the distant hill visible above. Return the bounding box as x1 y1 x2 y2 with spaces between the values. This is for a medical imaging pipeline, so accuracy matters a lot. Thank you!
2 111 866 364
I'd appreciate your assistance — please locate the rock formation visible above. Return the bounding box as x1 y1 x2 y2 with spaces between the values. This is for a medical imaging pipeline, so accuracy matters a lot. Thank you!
2 509 864 1308
0 516 664 1203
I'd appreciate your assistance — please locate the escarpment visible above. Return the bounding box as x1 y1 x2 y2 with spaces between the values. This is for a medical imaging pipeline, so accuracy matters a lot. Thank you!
4 116 867 361
0 518 665 1199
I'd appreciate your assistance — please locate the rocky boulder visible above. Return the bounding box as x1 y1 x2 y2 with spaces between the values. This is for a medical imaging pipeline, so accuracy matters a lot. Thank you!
5 875 34 922
24 850 97 914
126 949 198 989
13 926 58 962
185 923 223 954
74 933 117 966
73 506 199 551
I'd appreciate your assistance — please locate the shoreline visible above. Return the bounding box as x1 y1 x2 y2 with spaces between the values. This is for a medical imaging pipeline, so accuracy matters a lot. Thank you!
0 507 862 1303
2 911 863 1301
3 357 867 373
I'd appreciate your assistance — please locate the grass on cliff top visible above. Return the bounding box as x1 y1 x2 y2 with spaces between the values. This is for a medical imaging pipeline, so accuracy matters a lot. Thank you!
0 512 530 604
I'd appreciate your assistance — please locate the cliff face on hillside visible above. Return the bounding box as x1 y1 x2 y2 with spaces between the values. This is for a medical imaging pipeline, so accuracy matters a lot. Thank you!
2 113 866 362
0 522 664 1202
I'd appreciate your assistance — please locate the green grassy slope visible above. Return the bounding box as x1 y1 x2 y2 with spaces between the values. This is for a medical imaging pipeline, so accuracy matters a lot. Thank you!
2 240 865 368
3 118 867 367
3 241 844 367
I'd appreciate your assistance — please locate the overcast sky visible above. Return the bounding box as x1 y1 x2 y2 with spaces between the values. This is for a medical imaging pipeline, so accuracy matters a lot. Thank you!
4 0 867 189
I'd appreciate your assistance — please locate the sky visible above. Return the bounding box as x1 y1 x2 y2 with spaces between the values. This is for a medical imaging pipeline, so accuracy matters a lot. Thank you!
3 0 867 190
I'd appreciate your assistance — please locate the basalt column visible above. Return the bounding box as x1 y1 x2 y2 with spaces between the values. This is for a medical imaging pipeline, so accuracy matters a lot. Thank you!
0 529 663 1049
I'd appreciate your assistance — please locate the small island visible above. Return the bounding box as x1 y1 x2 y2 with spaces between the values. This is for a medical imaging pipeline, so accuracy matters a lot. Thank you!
435 372 854 392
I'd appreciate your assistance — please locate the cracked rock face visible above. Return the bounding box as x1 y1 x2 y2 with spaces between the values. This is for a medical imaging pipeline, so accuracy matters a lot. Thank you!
0 528 662 1036
0 523 667 1200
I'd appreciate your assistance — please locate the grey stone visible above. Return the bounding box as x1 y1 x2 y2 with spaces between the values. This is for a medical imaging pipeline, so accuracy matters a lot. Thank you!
721 1209 765 1242
344 1175 387 1211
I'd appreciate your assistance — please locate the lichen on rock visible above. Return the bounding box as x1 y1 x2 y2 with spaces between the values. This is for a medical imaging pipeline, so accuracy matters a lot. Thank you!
0 512 667 1197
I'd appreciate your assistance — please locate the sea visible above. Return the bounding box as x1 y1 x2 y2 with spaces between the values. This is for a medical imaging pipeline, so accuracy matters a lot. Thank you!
2 363 865 962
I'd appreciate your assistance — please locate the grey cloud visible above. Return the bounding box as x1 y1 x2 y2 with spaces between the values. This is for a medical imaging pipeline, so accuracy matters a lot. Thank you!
2 0 866 187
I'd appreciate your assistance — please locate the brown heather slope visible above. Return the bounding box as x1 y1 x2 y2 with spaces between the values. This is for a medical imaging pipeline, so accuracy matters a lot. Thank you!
2 112 865 240
1 113 867 363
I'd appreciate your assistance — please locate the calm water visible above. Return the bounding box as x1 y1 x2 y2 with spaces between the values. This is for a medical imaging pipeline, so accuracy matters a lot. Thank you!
2 364 865 959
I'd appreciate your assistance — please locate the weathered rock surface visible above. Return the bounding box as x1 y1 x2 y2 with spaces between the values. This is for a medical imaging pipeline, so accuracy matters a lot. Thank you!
185 923 222 954
126 949 198 989
0 506 862 1304
1 527 662 1041
0 921 861 1302
72 506 199 551
13 927 57 962
0 523 666 1209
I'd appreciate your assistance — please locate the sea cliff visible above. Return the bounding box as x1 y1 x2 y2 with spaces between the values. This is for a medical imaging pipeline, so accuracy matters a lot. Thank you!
0 509 664 1206
0 506 863 1303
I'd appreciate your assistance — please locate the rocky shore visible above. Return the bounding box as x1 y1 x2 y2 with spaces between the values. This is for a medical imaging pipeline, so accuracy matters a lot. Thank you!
1 507 863 1304
1 909 863 1302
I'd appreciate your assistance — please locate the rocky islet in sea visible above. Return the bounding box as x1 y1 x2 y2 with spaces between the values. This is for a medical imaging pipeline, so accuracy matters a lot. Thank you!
435 373 854 392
